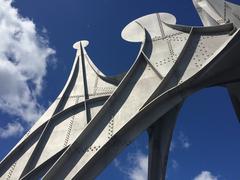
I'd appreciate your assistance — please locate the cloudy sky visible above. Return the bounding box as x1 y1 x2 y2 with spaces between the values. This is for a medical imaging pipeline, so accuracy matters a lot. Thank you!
0 0 240 179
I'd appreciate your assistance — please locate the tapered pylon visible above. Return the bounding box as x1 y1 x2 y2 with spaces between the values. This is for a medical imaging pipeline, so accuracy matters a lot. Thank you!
0 40 121 180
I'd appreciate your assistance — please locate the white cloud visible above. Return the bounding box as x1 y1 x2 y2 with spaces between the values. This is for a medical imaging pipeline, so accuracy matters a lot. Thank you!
171 159 178 169
170 132 191 152
0 122 24 138
127 152 148 180
178 131 191 149
113 158 129 175
113 158 120 168
170 140 176 151
194 171 218 180
0 0 55 137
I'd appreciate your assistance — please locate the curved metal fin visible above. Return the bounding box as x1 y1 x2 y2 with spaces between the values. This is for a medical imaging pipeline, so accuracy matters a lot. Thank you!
193 0 240 28
193 0 225 26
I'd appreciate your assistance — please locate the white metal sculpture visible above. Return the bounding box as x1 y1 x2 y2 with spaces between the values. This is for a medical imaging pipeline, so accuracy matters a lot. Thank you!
1 1 240 179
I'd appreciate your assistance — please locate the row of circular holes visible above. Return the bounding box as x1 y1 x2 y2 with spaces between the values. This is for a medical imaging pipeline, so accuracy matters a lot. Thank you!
108 119 114 139
63 117 74 148
148 36 218 70
85 119 114 153
86 145 101 152
147 55 178 70
152 32 183 40
63 96 80 147
193 40 215 67
148 35 188 70
6 162 17 180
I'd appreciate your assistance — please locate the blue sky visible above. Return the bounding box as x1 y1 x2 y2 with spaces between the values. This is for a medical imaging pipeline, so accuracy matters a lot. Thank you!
0 0 240 179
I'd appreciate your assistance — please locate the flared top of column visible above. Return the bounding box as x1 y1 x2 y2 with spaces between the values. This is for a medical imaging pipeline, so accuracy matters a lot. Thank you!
121 12 176 42
73 40 89 50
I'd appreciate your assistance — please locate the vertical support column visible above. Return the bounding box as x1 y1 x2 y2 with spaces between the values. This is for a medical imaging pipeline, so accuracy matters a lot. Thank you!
79 42 91 123
147 104 182 180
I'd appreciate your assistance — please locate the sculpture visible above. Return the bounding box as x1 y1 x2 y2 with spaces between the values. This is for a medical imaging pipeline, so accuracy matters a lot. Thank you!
1 0 240 179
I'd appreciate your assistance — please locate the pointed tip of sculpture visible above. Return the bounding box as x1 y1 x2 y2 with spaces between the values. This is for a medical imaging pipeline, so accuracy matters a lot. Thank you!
73 40 89 49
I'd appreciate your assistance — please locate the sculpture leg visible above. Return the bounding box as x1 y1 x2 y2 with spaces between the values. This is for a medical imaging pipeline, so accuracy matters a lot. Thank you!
147 104 182 180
